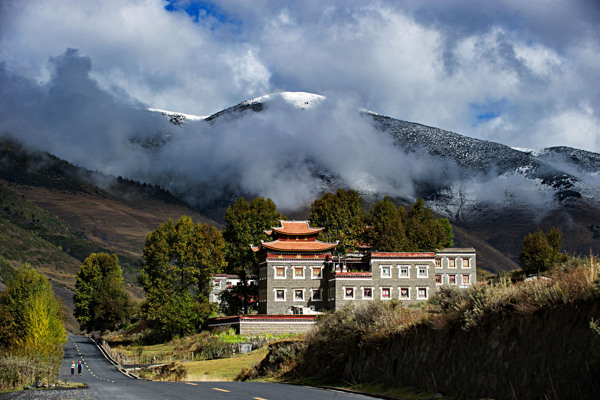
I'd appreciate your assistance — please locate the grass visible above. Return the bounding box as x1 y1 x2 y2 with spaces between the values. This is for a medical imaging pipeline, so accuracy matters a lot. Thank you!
0 354 62 391
428 255 600 330
184 346 269 381
107 329 301 365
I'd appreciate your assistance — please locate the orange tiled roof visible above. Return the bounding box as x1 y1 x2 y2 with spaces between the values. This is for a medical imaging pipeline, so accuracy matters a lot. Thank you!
271 220 323 236
261 239 337 252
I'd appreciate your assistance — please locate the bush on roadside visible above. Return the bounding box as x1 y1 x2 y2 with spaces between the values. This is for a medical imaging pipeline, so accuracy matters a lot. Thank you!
429 256 600 330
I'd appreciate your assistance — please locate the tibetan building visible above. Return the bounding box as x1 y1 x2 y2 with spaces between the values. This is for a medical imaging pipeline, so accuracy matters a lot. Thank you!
252 220 338 314
250 220 477 315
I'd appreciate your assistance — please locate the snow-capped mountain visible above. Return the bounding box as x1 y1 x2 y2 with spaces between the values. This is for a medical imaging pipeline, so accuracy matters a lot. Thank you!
143 92 599 271
150 91 597 204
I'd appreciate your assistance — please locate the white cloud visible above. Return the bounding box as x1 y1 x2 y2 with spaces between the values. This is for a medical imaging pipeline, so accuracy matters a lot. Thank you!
0 0 598 153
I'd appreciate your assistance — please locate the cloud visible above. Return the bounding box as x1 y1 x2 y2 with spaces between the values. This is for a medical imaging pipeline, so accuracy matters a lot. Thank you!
0 1 598 161
3 48 586 217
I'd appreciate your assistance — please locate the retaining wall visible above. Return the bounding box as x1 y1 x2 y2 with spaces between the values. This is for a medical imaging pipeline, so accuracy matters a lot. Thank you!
299 299 600 399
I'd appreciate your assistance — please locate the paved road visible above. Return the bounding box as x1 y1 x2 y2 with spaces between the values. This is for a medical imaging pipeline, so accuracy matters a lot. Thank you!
57 335 373 400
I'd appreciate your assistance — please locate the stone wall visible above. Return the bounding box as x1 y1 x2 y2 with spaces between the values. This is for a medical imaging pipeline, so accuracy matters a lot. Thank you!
206 315 317 336
298 298 600 399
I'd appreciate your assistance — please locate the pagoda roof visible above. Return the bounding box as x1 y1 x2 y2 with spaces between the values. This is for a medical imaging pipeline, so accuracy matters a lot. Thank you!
260 239 338 252
270 220 323 236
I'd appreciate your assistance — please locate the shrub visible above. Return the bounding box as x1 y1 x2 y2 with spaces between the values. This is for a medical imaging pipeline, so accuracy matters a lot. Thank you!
429 256 600 330
0 354 60 390
237 340 306 381
294 301 425 381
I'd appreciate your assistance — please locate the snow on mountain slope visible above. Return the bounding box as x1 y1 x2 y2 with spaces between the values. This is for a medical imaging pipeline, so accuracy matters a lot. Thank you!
242 92 325 109
147 107 207 126
203 92 325 122
149 92 599 209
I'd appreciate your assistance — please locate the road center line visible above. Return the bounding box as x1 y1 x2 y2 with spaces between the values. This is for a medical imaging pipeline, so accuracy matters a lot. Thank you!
185 382 197 386
253 397 268 400
212 387 230 392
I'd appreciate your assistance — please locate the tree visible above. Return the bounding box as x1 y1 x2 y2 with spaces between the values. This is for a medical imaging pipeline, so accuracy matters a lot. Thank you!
223 197 284 276
140 216 226 338
74 253 131 332
364 196 408 251
404 198 454 251
364 197 454 252
519 227 564 274
218 281 258 316
546 226 563 267
0 263 66 356
309 189 366 254
222 197 283 314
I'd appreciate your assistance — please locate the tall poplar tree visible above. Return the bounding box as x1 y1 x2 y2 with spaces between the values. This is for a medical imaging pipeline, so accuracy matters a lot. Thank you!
140 216 226 338
74 253 130 332
222 197 284 314
0 264 66 356
309 189 366 254
223 197 284 276
365 196 408 251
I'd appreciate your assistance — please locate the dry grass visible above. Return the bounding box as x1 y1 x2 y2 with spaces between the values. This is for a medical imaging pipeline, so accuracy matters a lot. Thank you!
185 346 269 381
0 354 61 390
428 255 600 330
5 181 213 259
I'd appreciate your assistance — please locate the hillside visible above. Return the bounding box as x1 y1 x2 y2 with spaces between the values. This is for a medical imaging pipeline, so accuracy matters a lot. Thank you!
0 138 215 258
0 138 217 330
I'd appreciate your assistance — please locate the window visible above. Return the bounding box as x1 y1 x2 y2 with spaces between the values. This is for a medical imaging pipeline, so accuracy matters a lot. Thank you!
293 266 305 279
462 274 471 285
311 266 323 279
343 287 355 300
417 287 428 300
380 265 392 278
362 287 373 300
417 265 428 278
399 265 410 278
399 287 410 299
274 266 286 279
435 274 442 285
380 287 392 300
311 289 322 301
448 274 457 285
449 258 456 268
294 289 304 301
274 289 286 301
213 280 221 289
435 258 441 268
462 258 471 269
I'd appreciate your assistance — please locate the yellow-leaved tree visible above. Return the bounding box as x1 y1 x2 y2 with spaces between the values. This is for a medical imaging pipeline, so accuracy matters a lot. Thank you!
0 263 66 357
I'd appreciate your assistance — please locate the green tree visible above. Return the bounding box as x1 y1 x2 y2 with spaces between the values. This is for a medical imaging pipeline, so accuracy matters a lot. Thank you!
218 281 258 316
223 197 284 276
0 264 66 356
404 198 454 251
364 196 408 251
139 216 226 338
309 189 366 254
74 253 131 332
546 226 563 267
519 227 564 274
222 197 283 314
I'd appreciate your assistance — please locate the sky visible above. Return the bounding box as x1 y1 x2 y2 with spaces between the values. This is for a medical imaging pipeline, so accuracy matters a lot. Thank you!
1 0 598 152
0 0 599 212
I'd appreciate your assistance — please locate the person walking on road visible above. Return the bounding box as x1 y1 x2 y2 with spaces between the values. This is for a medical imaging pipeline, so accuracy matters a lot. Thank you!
78 361 82 375
70 361 75 375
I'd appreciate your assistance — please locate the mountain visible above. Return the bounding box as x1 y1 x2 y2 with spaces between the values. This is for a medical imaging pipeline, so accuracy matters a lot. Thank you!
0 138 216 330
147 92 600 272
